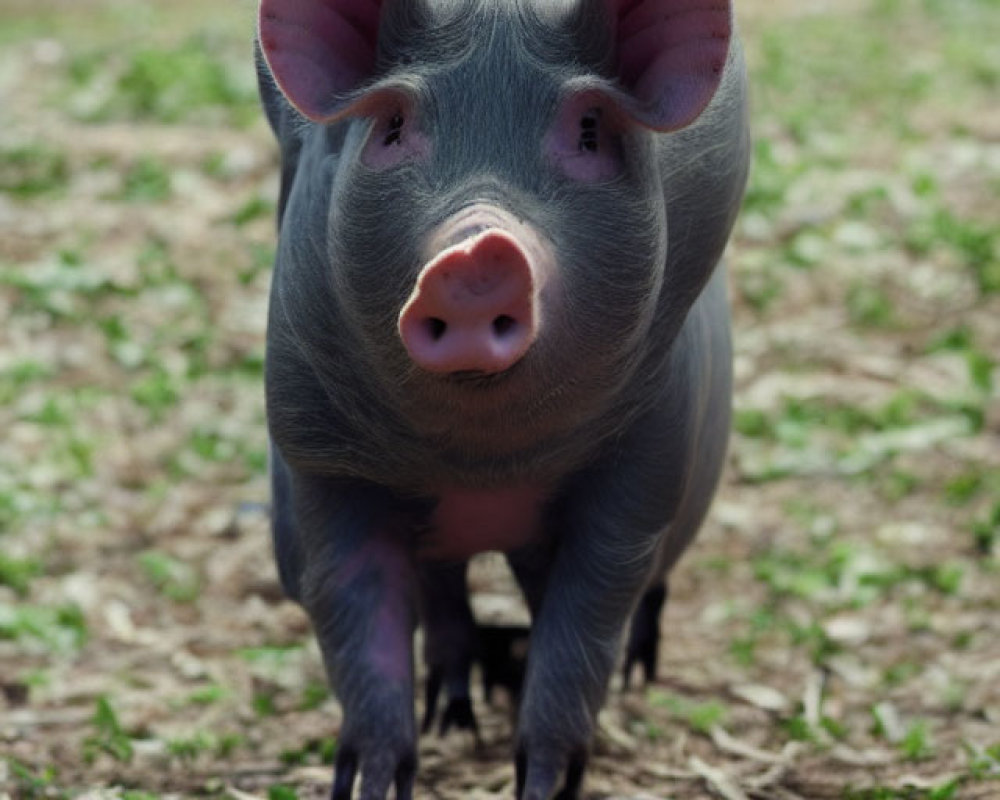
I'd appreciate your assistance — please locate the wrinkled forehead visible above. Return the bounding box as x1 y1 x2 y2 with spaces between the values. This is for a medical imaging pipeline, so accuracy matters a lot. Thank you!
422 0 586 19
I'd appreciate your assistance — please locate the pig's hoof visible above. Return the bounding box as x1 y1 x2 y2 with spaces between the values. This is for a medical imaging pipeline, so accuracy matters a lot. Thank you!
515 746 586 800
478 623 529 704
329 742 415 800
439 695 479 737
621 637 658 690
621 583 667 690
421 668 479 739
330 747 357 800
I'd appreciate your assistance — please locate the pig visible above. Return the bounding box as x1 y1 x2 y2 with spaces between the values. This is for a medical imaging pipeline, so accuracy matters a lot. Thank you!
255 0 749 798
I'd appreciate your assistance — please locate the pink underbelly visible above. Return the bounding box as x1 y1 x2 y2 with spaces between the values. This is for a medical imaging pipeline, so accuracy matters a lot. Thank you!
419 486 549 560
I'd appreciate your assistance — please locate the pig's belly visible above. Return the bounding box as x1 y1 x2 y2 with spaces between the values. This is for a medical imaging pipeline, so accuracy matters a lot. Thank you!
420 486 549 560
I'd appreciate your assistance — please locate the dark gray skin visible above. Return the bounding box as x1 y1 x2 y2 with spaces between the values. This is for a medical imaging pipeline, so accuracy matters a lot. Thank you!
255 1 749 798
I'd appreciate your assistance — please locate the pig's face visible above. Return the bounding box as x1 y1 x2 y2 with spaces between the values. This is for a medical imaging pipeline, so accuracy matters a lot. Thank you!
260 0 732 454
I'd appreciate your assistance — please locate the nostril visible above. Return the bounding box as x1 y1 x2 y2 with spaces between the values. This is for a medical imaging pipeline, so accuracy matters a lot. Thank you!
492 315 517 338
426 317 447 341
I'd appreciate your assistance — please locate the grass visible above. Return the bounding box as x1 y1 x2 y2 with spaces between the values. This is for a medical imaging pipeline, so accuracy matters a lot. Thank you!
0 553 42 595
137 550 201 603
83 697 134 765
0 602 87 652
647 690 729 735
0 144 70 197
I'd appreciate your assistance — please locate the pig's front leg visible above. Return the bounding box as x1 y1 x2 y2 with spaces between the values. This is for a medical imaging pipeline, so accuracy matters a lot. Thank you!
290 476 418 800
513 442 681 800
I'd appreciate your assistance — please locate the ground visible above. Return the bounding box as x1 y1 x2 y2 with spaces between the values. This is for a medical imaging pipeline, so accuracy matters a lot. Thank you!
0 1 998 798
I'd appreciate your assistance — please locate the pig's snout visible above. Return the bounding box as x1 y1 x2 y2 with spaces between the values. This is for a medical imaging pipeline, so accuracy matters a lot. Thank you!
399 229 541 375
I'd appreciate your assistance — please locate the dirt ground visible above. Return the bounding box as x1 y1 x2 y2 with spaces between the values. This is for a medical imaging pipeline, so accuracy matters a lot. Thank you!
1 1 998 799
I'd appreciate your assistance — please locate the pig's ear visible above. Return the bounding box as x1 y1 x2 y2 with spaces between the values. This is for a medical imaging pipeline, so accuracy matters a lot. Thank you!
607 0 732 132
257 0 384 122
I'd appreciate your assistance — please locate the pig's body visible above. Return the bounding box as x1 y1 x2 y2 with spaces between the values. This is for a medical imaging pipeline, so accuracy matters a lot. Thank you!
257 1 749 797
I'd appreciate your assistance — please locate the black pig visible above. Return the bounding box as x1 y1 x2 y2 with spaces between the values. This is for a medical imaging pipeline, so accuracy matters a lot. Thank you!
255 0 749 797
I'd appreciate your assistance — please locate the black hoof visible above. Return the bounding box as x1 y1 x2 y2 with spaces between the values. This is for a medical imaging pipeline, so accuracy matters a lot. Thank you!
622 583 667 689
478 623 530 704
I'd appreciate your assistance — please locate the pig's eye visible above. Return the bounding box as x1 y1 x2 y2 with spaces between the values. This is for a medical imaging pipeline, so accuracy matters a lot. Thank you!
578 110 600 153
360 94 429 169
384 114 405 146
547 95 622 181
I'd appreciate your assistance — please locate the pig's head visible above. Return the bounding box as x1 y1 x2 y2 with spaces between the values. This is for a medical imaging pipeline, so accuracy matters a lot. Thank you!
258 0 736 463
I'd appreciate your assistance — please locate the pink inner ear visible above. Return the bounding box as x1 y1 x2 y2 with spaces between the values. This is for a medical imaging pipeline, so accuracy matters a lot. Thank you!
608 0 731 131
258 0 384 122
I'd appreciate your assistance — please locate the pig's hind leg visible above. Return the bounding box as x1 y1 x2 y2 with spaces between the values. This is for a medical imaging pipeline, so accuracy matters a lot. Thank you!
478 623 530 708
418 574 530 739
418 562 481 738
621 582 668 689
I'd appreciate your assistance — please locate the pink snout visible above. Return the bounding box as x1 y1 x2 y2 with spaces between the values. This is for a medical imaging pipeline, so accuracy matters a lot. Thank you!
399 227 541 375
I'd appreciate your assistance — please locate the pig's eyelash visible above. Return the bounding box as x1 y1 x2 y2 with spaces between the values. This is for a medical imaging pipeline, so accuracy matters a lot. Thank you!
578 110 600 153
384 113 405 146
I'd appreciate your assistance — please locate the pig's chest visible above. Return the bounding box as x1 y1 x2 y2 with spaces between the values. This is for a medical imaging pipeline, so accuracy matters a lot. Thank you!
420 486 549 560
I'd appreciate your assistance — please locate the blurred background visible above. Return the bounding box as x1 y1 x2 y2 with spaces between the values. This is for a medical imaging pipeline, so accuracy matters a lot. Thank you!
1 1 998 798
